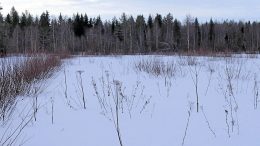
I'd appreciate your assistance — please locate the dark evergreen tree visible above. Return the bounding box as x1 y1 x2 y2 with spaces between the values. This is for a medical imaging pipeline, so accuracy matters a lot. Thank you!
236 23 246 51
0 13 3 23
73 13 85 37
5 14 12 37
83 14 89 27
10 7 19 28
194 18 201 49
173 19 181 50
5 14 12 24
20 13 27 29
39 11 50 28
111 17 117 34
155 14 162 28
26 13 33 26
39 11 51 50
58 13 63 25
88 18 93 28
0 11 4 49
224 33 229 48
113 18 123 42
209 18 215 50
94 15 102 27
34 16 39 25
147 15 153 29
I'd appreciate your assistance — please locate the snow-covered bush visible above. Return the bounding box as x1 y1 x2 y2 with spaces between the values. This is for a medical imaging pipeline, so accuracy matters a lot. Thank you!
134 58 176 78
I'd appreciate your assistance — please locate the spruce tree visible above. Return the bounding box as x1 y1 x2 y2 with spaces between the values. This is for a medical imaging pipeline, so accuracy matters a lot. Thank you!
0 6 3 50
147 15 153 29
155 14 162 28
10 7 19 28
5 14 12 37
73 13 85 37
0 13 2 23
111 17 116 34
173 19 181 50
194 18 201 50
88 18 93 28
94 15 102 27
83 14 89 27
20 13 27 29
58 13 63 25
39 11 51 50
26 13 33 26
209 18 215 51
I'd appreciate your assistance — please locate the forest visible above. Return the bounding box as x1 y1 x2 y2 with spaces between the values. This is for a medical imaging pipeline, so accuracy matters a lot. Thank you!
0 6 260 54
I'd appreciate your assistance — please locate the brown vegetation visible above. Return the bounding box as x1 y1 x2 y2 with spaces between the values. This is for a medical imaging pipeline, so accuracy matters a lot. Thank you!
0 54 62 122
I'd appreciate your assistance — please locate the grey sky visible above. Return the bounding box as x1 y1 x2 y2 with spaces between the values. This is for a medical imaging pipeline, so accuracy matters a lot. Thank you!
1 0 259 21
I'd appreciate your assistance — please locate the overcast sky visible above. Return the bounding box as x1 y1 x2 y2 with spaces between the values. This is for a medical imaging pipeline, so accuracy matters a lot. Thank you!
0 0 259 21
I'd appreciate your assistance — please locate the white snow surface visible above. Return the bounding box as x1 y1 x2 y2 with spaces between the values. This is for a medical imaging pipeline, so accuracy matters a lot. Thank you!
1 55 260 146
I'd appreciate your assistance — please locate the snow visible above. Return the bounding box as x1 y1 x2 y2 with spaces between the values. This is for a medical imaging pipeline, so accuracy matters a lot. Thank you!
1 55 260 146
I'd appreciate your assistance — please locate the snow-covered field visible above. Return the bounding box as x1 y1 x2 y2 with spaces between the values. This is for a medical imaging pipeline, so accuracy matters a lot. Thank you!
1 55 260 146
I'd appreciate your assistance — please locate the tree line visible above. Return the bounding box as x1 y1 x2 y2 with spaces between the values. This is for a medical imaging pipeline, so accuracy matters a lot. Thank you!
0 7 260 54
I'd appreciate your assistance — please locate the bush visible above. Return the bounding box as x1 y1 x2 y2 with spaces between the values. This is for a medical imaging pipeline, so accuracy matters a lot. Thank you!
0 54 62 122
134 57 176 78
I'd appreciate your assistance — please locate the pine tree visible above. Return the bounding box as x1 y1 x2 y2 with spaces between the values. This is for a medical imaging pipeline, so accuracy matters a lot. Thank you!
94 15 102 27
26 13 33 26
112 17 123 42
0 13 2 23
147 15 153 29
83 14 89 27
20 13 27 29
58 13 63 25
0 8 4 49
88 18 93 28
39 11 51 50
209 18 215 51
73 13 85 37
5 14 12 37
173 19 181 50
194 18 201 50
5 14 11 24
10 7 19 28
111 17 116 34
155 14 162 28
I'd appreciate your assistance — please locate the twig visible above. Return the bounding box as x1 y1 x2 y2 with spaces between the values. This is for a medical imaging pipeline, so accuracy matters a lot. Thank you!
182 111 191 146
200 106 216 137
182 102 193 146
188 65 201 112
64 69 68 99
225 110 230 138
254 74 258 109
51 97 54 124
115 81 124 146
205 70 213 96
77 71 86 109
1 107 33 146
